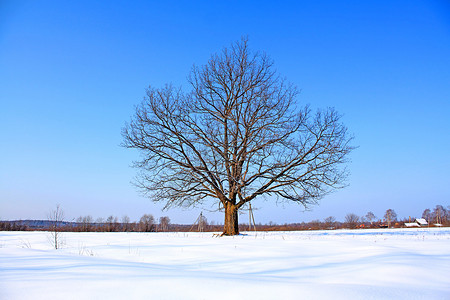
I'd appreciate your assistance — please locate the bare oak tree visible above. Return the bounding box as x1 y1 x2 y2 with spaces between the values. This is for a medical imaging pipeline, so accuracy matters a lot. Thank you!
123 38 354 235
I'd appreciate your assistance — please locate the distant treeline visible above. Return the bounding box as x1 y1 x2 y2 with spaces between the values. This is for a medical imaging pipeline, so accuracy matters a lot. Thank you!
0 220 447 233
1 204 448 232
0 219 221 232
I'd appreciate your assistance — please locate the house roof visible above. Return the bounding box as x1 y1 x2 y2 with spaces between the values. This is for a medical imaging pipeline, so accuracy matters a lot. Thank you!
416 218 428 225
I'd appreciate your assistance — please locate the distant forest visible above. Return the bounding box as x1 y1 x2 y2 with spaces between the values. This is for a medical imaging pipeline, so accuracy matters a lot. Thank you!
1 204 448 232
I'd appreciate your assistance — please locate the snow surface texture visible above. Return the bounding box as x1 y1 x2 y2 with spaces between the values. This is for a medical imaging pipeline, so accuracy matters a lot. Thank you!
1 228 449 300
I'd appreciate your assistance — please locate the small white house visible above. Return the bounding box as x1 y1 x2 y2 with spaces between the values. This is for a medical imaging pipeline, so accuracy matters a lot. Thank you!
404 218 429 228
404 222 420 227
416 218 428 226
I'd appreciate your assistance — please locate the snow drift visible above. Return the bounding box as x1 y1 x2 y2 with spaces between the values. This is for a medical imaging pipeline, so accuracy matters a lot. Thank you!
1 228 449 299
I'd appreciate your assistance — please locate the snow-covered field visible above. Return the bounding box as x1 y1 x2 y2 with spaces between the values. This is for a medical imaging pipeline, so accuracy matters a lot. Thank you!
1 228 449 300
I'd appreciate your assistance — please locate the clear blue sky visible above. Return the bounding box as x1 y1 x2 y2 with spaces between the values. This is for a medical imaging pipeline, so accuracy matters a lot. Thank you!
1 0 449 224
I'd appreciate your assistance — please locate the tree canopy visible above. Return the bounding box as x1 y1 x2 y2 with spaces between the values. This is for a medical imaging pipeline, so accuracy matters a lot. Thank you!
122 38 354 235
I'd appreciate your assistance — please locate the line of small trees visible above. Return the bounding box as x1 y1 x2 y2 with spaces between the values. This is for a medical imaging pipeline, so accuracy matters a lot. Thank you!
1 204 448 233
68 204 448 232
0 214 172 233
339 204 450 229
241 204 450 231
0 222 29 231
71 214 172 232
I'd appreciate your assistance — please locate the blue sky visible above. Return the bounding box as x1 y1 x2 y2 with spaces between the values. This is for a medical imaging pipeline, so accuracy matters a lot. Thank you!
1 0 449 224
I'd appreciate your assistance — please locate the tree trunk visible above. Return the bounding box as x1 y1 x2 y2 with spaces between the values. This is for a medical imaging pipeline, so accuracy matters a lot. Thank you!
223 202 239 235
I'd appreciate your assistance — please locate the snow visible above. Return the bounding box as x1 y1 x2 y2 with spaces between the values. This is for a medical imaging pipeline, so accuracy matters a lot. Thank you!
1 228 449 299
404 222 420 227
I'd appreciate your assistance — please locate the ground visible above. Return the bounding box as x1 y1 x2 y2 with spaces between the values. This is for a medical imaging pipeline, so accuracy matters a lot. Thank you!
1 228 449 299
